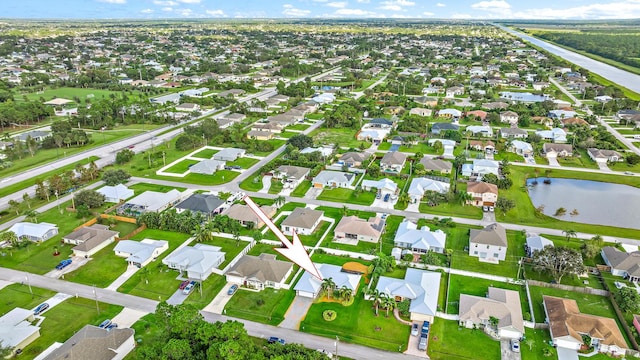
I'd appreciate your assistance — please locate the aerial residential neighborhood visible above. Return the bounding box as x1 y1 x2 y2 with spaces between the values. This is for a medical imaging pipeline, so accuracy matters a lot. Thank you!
1 5 640 360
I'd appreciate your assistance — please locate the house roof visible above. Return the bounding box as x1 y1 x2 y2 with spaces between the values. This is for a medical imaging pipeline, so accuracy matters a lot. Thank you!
408 177 451 197
276 165 310 180
190 160 225 175
335 216 384 239
339 152 369 163
97 184 133 201
162 244 225 276
224 204 276 224
587 148 622 159
312 170 355 185
0 308 39 348
469 223 507 247
125 190 183 212
543 143 573 153
511 140 533 152
376 268 441 316
543 295 627 349
394 220 446 251
175 193 224 214
65 224 119 252
419 158 453 172
381 151 407 166
526 235 554 253
114 239 168 264
361 178 398 192
500 128 528 136
213 147 245 160
42 325 134 360
294 263 361 294
8 222 57 239
602 247 640 277
459 288 524 334
467 181 498 195
226 253 293 283
431 122 459 131
281 207 324 229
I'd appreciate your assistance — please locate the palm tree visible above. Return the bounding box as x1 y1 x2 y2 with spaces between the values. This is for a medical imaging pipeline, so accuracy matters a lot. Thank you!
320 278 336 300
381 294 396 318
591 234 604 246
274 196 286 208
8 200 20 216
337 286 352 302
366 287 383 316
24 210 39 223
563 229 577 242
22 193 31 209
0 231 18 247
193 224 212 243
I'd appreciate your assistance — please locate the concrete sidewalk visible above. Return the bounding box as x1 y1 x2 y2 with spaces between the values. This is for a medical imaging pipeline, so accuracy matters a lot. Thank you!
106 265 140 291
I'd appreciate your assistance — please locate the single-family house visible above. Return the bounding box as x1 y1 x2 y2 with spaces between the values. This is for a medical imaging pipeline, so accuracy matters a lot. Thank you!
8 222 58 242
500 128 528 139
175 103 200 112
367 118 394 129
380 151 407 173
225 253 293 290
536 128 567 143
251 122 283 134
281 207 324 236
543 143 573 158
601 246 640 282
469 223 507 263
357 128 391 144
587 148 622 163
189 159 226 175
525 234 554 257
361 178 398 197
312 170 355 188
274 165 310 189
212 148 245 162
247 130 275 140
466 110 488 122
561 117 589 127
294 263 361 298
409 108 433 117
375 268 441 322
114 239 169 268
466 125 493 137
13 130 51 142
549 109 577 119
438 108 462 121
500 91 550 103
334 215 384 244
509 140 534 157
394 220 446 254
466 181 498 207
459 288 524 339
162 244 226 280
420 158 453 174
41 325 135 360
431 122 459 135
174 193 226 217
64 224 120 258
268 114 298 127
407 178 451 203
469 140 495 154
337 152 370 169
97 184 134 203
301 146 334 158
0 308 40 357
223 204 277 228
543 295 628 355
122 189 184 214
500 111 519 125
472 159 500 177
446 86 464 98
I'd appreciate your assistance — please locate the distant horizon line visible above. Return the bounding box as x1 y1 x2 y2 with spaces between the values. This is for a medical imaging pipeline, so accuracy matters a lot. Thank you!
0 17 637 22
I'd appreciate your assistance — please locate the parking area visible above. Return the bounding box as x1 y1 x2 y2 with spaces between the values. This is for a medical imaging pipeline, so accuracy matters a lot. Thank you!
500 339 521 360
404 323 429 358
33 293 72 317
303 187 323 200
203 282 236 314
110 307 147 328
44 256 90 279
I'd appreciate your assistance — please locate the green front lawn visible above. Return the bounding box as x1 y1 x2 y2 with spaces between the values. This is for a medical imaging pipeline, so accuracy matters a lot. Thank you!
288 123 310 131
300 286 410 352
317 187 376 206
446 274 529 319
556 149 599 169
521 328 555 360
154 169 240 185
247 242 285 260
227 157 259 169
419 201 483 220
182 273 227 309
310 252 371 267
268 179 284 194
428 319 500 360
63 242 128 288
192 148 219 159
224 288 296 325
291 180 313 197
0 284 57 315
163 159 200 174
20 297 123 359
239 171 265 191
128 182 187 195
310 128 371 149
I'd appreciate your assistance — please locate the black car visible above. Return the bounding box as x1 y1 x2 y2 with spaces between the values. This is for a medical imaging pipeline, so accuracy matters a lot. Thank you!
268 337 286 345
33 303 49 315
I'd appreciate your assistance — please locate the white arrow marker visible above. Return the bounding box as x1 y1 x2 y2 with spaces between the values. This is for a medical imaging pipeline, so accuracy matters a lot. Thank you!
243 195 323 281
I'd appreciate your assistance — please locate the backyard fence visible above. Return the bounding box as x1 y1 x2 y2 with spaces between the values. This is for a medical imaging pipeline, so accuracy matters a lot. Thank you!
99 214 137 223
526 280 609 296
73 217 98 231
119 224 147 240
599 275 640 351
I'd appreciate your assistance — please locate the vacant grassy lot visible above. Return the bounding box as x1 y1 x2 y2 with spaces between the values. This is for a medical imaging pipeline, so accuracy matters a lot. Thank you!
182 273 227 309
227 157 259 169
63 242 128 288
419 201 483 220
22 87 143 104
224 288 296 325
428 319 500 360
191 148 219 159
317 187 376 206
163 159 200 174
200 237 249 268
290 180 312 197
128 182 186 195
0 284 57 315
310 128 371 149
20 297 123 359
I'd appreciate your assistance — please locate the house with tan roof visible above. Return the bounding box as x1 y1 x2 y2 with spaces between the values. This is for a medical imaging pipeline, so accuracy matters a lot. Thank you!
601 246 640 282
543 295 628 355
281 207 324 236
587 148 623 163
42 325 134 360
380 151 407 173
543 143 573 158
274 165 310 189
63 224 120 257
334 215 384 245
466 110 488 122
223 204 277 228
468 223 507 263
459 287 524 339
225 253 293 290
466 181 498 207
419 158 453 174
337 152 371 169
500 111 519 125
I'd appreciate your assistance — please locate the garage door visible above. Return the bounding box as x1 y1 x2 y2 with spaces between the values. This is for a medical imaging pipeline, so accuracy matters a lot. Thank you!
297 291 316 298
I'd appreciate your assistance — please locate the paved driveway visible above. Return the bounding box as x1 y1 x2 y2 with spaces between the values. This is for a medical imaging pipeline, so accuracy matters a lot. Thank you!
45 256 90 279
304 187 323 200
500 339 521 360
167 287 190 305
279 295 313 330
203 282 236 314
403 323 429 358
110 307 147 328
547 157 561 167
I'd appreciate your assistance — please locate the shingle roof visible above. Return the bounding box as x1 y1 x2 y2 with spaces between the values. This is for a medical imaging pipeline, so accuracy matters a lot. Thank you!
459 288 524 334
175 193 224 214
64 224 119 252
42 325 134 360
380 151 407 166
335 216 384 239
226 253 293 283
394 220 446 251
469 223 507 247
602 247 640 276
281 208 324 229
419 158 453 172
376 268 441 316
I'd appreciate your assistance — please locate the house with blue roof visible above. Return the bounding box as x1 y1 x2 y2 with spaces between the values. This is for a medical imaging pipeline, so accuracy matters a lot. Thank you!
394 219 447 254
374 268 442 322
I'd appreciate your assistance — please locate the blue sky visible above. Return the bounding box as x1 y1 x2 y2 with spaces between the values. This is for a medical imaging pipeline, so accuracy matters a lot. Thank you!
4 0 640 19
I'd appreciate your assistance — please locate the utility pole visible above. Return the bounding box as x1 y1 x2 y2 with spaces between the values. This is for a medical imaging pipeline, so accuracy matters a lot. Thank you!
334 336 339 360
25 274 33 298
93 285 100 314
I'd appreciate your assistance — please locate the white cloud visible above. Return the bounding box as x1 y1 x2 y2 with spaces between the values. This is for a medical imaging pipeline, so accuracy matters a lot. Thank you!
141 8 154 13
451 13 473 18
178 0 200 3
176 8 193 16
312 0 329 2
356 0 370 2
513 1 640 19
334 8 380 16
423 11 434 16
153 0 177 5
282 4 311 16
379 0 415 11
327 1 347 7
161 7 173 12
436 2 445 7
97 0 126 3
471 0 511 10
205 9 225 16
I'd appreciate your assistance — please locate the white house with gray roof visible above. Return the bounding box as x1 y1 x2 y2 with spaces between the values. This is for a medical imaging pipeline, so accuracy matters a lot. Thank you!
601 247 640 282
459 287 524 339
97 184 134 203
312 170 355 189
212 148 245 161
375 268 441 322
407 178 450 203
274 165 310 189
8 222 58 242
0 308 40 357
295 263 361 298
469 223 508 263
225 253 293 290
189 159 226 175
123 189 184 213
281 207 324 236
162 243 225 280
394 220 446 254
114 239 169 268
525 234 554 257
361 178 398 197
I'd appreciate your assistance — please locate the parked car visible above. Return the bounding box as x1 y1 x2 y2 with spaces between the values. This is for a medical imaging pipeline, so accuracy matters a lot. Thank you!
98 319 112 328
33 303 49 315
411 323 419 336
127 145 135 149
227 284 238 295
488 206 494 212
510 339 520 352
625 171 635 175
268 337 286 345
106 323 118 331
179 280 190 290
55 259 72 270
482 206 489 212
183 281 196 295
418 334 428 350
383 193 390 202
421 321 430 335
376 192 381 199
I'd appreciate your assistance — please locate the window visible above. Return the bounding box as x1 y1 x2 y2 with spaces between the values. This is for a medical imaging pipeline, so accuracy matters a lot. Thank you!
493 253 499 258
473 251 478 255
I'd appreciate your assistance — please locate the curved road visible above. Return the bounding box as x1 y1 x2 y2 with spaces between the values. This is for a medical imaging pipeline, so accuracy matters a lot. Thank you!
496 24 640 94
